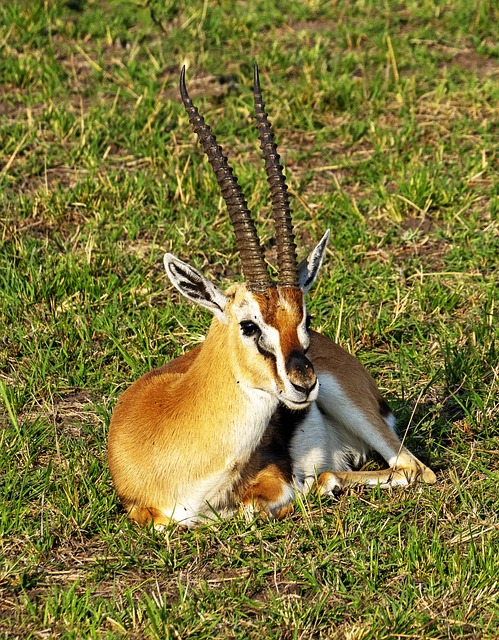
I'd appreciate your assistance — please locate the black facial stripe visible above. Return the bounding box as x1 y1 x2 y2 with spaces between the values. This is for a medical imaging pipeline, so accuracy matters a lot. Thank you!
256 339 279 380
256 339 276 363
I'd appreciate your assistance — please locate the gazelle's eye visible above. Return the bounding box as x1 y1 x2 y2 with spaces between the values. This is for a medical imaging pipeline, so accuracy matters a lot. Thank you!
240 321 260 337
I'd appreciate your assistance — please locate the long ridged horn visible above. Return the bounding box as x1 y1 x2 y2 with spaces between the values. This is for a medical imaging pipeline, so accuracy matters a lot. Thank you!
180 66 272 293
253 63 298 288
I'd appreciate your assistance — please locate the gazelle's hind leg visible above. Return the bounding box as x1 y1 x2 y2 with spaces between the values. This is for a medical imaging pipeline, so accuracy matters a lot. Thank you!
127 504 175 529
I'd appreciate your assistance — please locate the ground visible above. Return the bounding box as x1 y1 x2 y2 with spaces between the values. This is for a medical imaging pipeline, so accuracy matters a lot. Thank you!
0 0 498 638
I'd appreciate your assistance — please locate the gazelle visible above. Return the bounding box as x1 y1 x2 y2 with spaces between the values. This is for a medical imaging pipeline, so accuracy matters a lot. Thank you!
108 65 436 528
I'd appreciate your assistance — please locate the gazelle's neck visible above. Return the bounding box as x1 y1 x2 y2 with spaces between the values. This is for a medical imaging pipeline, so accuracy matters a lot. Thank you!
179 320 279 457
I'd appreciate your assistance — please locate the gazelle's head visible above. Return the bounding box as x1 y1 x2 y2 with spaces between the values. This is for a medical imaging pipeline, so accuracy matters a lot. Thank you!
164 65 329 409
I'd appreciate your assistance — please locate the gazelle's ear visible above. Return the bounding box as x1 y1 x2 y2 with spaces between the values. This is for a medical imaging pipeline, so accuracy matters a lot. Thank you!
164 253 227 321
298 230 330 294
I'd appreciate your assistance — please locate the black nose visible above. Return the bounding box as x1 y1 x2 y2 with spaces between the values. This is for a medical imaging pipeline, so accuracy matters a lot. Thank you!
286 350 316 393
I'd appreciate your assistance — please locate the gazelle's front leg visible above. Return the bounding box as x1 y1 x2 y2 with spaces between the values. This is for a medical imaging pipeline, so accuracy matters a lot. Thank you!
317 451 436 496
314 371 436 493
241 463 295 519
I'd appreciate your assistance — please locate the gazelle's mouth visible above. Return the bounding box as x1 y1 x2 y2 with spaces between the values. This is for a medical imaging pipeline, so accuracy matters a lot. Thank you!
280 387 318 410
281 397 313 411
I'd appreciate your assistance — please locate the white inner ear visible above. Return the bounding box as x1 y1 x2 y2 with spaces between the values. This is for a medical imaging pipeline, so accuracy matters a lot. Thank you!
298 230 330 294
164 253 227 321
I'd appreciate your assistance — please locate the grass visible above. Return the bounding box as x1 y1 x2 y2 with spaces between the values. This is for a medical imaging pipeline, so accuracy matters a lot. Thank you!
0 0 498 637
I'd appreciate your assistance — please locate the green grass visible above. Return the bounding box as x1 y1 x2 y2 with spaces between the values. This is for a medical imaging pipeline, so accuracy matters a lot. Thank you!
0 0 498 637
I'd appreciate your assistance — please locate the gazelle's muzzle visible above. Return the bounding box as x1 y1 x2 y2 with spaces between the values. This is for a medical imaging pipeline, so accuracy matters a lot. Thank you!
286 350 317 398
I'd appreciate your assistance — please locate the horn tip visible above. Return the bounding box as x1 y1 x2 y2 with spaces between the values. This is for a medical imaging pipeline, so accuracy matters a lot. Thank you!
179 65 189 104
253 62 260 89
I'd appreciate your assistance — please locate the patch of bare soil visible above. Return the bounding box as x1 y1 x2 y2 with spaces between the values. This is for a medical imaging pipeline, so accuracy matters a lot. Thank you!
409 40 498 78
451 49 498 77
439 47 498 78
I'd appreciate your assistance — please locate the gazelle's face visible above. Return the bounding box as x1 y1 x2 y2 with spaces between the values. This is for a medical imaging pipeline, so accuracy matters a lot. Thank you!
226 284 318 410
164 230 328 410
